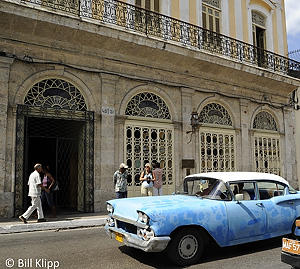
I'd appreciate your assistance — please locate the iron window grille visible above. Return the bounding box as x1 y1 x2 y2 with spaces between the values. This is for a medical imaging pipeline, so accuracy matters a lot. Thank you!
252 111 281 175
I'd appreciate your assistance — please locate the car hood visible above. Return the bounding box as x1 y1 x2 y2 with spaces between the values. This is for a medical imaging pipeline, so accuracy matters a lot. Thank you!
107 195 223 224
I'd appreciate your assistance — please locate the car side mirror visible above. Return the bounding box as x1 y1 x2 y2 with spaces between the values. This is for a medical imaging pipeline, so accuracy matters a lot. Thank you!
235 194 244 203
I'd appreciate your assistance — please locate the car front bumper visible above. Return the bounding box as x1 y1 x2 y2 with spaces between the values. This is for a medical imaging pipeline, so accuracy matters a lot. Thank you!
105 223 171 252
281 251 300 268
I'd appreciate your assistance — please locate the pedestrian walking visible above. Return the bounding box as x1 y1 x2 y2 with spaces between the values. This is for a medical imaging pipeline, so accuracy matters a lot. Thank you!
140 163 156 196
19 163 49 223
113 163 129 198
153 161 163 196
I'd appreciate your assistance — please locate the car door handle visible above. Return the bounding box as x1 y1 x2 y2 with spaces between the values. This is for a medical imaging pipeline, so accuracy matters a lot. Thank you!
256 203 263 207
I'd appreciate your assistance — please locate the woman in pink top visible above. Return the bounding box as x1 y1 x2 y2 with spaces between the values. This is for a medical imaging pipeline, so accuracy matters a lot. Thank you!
152 161 163 196
41 166 56 218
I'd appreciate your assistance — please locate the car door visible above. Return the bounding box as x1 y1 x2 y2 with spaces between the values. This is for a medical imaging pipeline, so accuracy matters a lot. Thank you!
256 181 296 235
226 182 267 242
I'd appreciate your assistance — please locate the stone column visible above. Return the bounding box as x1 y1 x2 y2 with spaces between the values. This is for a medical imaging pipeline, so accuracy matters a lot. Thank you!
283 107 297 187
240 99 251 171
0 56 14 217
173 120 182 191
181 88 196 177
115 115 127 167
95 74 118 212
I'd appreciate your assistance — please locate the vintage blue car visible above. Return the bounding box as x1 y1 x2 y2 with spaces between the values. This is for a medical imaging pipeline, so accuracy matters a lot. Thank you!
105 172 300 266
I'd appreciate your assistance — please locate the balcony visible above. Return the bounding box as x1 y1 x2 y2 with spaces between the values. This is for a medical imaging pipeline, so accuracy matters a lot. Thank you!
5 0 300 78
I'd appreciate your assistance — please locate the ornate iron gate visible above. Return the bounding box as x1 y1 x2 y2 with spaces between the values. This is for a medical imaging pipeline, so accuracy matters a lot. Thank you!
15 105 94 216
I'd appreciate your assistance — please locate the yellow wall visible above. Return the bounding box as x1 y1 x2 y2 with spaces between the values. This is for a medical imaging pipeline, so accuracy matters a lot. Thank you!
272 9 279 54
229 0 236 39
171 0 180 20
189 0 197 25
242 0 249 43
281 0 288 56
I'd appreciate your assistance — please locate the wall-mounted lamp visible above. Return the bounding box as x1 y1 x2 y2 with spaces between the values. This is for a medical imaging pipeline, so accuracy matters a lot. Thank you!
190 111 200 131
186 110 201 143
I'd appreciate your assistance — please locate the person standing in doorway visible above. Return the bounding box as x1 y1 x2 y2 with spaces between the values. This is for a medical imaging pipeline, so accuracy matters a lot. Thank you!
113 163 129 198
19 163 49 223
140 163 156 196
41 166 56 218
153 161 163 196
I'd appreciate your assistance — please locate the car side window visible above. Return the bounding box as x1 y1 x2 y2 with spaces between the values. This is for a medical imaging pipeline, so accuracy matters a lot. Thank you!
229 182 256 200
257 181 285 200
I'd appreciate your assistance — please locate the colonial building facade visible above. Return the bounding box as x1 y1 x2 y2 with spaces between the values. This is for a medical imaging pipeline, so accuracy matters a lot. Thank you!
0 0 299 217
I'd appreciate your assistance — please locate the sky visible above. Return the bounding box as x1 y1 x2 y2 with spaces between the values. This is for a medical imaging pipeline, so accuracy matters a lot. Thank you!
285 0 300 57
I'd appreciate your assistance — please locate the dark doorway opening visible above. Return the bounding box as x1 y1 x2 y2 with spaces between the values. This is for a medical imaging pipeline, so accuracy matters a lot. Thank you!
255 26 265 50
24 117 85 213
253 25 266 67
15 105 94 217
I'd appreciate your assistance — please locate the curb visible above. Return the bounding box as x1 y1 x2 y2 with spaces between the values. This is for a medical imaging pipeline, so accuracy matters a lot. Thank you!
0 217 107 234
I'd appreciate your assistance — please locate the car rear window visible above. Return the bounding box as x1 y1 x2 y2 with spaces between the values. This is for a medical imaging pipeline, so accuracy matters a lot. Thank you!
257 181 285 200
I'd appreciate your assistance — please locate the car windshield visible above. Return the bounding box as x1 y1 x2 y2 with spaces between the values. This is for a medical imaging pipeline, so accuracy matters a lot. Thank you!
183 177 231 200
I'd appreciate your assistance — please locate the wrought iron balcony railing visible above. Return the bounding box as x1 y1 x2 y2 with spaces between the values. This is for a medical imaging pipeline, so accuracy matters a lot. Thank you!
18 0 300 78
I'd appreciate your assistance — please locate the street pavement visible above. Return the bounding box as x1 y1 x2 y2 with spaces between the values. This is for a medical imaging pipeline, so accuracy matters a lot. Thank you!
0 213 107 234
0 227 292 269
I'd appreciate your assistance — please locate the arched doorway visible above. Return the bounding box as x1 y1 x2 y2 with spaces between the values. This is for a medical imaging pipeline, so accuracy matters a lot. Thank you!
15 78 94 216
124 92 175 196
252 111 281 175
198 103 236 172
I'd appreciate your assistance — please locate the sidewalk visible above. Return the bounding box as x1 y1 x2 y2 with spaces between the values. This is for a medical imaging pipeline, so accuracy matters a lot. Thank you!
0 212 107 234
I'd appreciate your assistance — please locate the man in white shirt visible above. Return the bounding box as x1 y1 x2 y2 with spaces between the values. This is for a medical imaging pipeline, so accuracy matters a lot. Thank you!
19 163 49 223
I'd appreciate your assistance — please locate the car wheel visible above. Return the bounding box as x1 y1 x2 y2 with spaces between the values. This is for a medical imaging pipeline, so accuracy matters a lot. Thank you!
167 228 204 266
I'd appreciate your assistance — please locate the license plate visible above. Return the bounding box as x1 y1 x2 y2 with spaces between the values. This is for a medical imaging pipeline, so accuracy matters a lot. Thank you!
282 238 300 255
115 232 123 243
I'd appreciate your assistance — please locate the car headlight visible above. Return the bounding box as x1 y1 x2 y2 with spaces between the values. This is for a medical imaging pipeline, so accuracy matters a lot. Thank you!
107 203 114 214
137 211 149 224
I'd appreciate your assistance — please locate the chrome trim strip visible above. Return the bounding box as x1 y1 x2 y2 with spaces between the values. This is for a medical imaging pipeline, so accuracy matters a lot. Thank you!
112 214 148 228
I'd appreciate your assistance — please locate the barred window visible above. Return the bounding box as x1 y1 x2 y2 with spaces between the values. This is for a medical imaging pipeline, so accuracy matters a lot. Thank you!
253 111 280 175
24 78 87 111
202 1 221 33
125 92 171 120
253 111 277 131
253 135 281 175
199 103 232 126
200 129 236 172
199 103 235 172
125 123 174 196
125 91 173 197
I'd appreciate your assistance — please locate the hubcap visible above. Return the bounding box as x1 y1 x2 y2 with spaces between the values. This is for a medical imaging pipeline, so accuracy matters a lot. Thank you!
178 234 198 259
